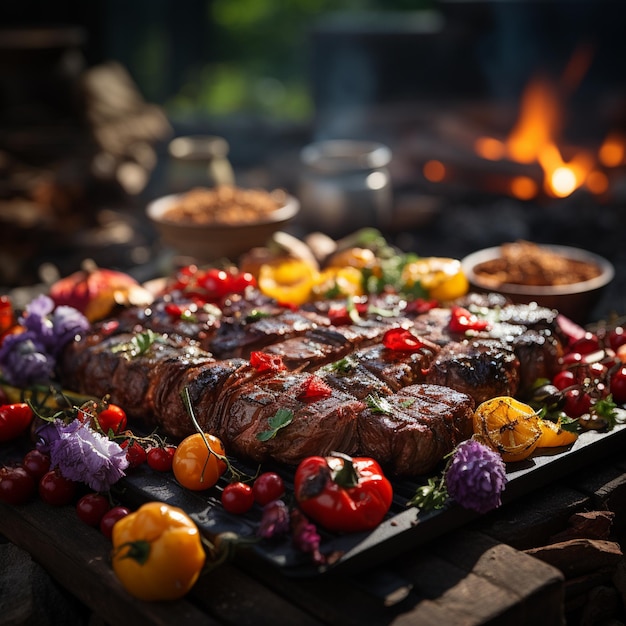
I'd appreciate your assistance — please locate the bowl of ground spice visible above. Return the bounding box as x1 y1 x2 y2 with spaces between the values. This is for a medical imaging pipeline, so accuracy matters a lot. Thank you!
147 185 299 262
461 241 614 323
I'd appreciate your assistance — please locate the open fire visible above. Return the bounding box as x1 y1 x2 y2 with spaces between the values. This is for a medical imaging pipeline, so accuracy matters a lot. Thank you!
422 49 626 201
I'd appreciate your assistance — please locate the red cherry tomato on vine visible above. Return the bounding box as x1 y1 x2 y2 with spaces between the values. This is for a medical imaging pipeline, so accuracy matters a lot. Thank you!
562 388 592 418
568 332 600 355
99 505 131 540
146 446 175 472
221 481 255 515
610 366 626 404
608 326 626 352
0 403 34 442
252 472 285 506
121 440 147 468
198 268 233 299
22 449 51 480
38 469 77 506
96 404 127 435
0 464 36 504
229 271 257 294
76 493 111 527
553 370 575 390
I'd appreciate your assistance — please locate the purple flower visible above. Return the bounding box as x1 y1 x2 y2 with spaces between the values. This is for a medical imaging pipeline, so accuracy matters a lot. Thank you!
0 332 55 386
0 295 89 386
38 418 128 492
49 305 90 353
257 499 290 539
444 439 507 514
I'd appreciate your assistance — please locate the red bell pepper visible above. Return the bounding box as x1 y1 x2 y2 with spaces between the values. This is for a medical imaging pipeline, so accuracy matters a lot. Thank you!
293 453 393 533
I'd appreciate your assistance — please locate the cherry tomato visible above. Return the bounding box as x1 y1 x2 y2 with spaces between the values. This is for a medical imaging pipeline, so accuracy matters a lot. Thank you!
252 472 285 506
22 449 51 480
221 481 255 515
100 505 131 540
197 268 233 299
610 366 626 404
553 370 575 390
608 326 626 352
96 404 127 435
0 403 34 442
229 271 257 294
38 468 77 506
568 332 600 355
121 440 147 468
146 446 175 472
172 433 227 491
0 464 36 505
562 388 592 418
76 493 111 527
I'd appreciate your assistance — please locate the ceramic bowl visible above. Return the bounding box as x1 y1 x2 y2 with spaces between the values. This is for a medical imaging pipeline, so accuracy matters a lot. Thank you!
146 189 299 263
461 244 615 323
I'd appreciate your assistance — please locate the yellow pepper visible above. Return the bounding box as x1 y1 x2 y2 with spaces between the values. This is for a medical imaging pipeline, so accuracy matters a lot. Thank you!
257 258 319 305
401 257 469 302
312 266 365 300
111 501 206 601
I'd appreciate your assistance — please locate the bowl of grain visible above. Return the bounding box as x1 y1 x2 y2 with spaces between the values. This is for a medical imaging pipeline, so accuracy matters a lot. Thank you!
461 241 614 323
147 185 300 262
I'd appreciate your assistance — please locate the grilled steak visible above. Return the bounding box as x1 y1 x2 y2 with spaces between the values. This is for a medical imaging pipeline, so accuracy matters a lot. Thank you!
213 368 363 465
425 338 520 405
357 383 474 476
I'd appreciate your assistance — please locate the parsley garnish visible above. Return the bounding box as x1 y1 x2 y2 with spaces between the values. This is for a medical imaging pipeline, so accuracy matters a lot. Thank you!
365 393 394 414
406 476 448 511
327 357 356 373
256 408 294 441
111 329 162 357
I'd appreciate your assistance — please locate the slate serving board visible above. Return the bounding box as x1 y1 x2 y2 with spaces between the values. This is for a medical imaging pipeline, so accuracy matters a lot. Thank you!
114 421 626 577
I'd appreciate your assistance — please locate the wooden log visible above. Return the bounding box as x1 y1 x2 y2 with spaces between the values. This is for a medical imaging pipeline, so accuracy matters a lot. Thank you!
525 538 623 579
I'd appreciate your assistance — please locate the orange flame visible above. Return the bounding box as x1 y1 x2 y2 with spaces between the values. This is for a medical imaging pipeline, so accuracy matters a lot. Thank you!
482 76 595 198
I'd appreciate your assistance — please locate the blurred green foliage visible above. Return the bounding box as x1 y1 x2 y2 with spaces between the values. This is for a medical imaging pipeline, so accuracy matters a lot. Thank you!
164 0 435 122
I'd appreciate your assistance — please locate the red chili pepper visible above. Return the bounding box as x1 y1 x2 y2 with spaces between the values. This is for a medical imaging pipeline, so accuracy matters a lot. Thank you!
328 302 367 325
297 375 332 402
293 453 393 533
249 351 287 373
448 305 490 333
382 328 428 352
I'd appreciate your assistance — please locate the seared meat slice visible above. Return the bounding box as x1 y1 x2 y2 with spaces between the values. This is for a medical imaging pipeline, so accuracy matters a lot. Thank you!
151 357 249 439
510 329 564 394
357 384 474 476
213 370 363 465
354 343 439 391
262 328 354 371
209 308 331 359
316 355 395 400
59 330 216 428
425 339 520 405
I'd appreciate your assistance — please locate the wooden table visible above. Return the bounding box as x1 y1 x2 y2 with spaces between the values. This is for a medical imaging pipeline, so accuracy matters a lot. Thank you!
4 439 626 625
0 487 565 625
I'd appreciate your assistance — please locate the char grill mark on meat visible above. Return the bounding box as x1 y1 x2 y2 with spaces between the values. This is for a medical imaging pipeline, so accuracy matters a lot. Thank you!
357 383 474 476
425 339 520 405
151 357 249 439
316 356 395 400
261 328 354 371
354 344 438 391
214 370 363 465
208 309 331 359
59 331 217 429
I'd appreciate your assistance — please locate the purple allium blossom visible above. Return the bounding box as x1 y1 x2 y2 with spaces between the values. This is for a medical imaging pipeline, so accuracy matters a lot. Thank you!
0 294 89 386
257 499 290 539
444 439 507 514
37 418 128 492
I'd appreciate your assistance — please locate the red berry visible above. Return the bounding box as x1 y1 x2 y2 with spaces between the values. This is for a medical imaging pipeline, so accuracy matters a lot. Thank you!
38 469 77 506
252 472 285 506
76 493 111 527
99 506 131 540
